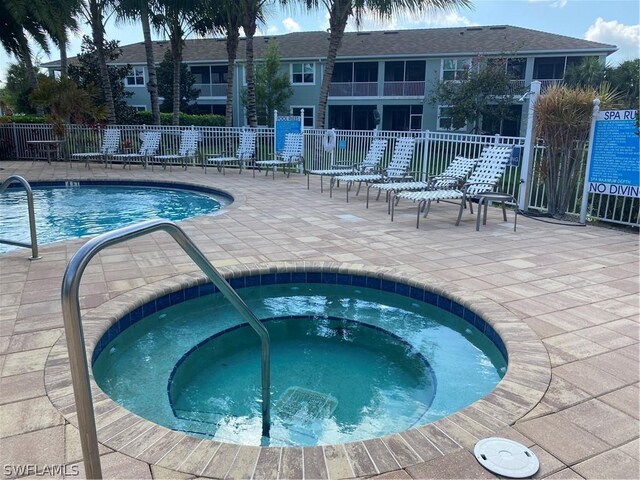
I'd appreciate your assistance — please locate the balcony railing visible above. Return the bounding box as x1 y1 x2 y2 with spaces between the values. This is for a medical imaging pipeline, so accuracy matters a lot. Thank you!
328 82 378 97
383 81 425 97
193 83 227 97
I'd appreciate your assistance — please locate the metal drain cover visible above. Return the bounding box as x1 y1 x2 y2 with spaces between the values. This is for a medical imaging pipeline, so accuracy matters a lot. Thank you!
474 437 539 478
276 387 338 424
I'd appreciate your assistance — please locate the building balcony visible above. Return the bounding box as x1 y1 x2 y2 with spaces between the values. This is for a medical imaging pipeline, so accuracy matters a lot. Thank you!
329 82 378 97
383 81 425 97
193 83 227 97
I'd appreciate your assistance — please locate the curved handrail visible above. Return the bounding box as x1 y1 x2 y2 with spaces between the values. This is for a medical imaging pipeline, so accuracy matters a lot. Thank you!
0 175 40 259
61 219 271 479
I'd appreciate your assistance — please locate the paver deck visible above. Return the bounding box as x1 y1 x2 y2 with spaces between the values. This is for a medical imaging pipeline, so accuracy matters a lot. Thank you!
0 161 638 479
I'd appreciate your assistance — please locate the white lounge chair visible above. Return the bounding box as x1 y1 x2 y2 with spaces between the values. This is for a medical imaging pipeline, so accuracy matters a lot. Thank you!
71 128 120 168
152 128 199 171
111 130 162 169
391 144 515 228
306 138 388 194
330 136 415 202
365 154 479 210
254 133 304 179
205 129 256 174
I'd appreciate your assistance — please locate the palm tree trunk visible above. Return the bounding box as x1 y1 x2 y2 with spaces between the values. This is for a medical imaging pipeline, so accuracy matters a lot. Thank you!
141 5 160 125
90 0 116 124
171 37 181 126
59 30 68 78
225 27 239 127
245 28 257 127
316 6 349 129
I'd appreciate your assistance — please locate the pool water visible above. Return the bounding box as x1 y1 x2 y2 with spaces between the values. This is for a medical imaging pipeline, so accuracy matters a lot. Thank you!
93 283 507 447
0 183 227 253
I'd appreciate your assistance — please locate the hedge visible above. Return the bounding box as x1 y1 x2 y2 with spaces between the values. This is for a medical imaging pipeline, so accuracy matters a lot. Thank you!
0 111 226 127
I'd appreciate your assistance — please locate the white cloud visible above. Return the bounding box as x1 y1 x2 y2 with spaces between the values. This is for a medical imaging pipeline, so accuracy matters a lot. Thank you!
282 17 302 33
528 0 568 8
586 17 640 65
266 25 279 35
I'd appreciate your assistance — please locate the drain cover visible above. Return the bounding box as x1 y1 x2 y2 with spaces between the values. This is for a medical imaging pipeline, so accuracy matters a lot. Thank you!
474 437 539 478
276 387 338 424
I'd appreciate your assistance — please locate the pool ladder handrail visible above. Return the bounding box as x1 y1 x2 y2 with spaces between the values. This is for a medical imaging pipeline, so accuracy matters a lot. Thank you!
61 219 271 480
0 175 40 259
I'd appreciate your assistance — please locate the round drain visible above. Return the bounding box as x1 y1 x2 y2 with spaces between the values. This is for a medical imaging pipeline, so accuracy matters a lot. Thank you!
474 437 539 478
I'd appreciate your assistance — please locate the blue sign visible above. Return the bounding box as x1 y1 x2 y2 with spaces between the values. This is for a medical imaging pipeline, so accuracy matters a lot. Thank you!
508 146 521 167
588 110 639 197
275 116 302 153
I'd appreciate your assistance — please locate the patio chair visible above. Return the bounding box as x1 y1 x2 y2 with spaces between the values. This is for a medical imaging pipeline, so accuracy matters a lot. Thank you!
391 144 515 228
205 129 256 174
70 128 120 168
306 138 388 195
111 130 162 169
330 136 415 202
365 154 479 211
254 133 304 179
151 128 199 171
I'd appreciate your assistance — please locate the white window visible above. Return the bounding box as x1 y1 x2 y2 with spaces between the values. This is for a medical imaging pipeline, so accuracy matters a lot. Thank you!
132 105 147 112
291 106 314 128
437 106 465 131
441 58 471 81
126 67 145 86
291 63 314 84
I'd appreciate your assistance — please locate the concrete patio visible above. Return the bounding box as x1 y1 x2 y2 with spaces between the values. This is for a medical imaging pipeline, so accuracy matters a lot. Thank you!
0 161 638 479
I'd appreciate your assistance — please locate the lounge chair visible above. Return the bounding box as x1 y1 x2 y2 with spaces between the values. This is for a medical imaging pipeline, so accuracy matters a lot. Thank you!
111 130 161 169
70 128 120 168
365 154 479 211
151 128 199 171
206 128 256 174
306 138 388 195
391 144 515 228
254 133 304 179
330 136 415 202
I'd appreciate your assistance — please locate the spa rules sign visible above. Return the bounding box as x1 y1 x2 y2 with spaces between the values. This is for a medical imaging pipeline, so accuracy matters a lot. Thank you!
586 109 639 198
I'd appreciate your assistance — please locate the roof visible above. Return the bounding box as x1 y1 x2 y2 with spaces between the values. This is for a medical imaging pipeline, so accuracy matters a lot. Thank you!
42 25 617 68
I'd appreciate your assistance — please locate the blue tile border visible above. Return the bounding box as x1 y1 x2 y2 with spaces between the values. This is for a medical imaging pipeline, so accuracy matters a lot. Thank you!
92 271 509 364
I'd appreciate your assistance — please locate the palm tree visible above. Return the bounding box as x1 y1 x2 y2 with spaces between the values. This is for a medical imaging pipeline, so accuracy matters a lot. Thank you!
115 0 161 124
80 0 117 123
239 0 269 127
198 0 242 127
301 0 471 128
152 0 206 125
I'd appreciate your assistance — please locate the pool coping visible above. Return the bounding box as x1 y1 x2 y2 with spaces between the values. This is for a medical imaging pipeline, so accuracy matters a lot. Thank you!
44 261 551 479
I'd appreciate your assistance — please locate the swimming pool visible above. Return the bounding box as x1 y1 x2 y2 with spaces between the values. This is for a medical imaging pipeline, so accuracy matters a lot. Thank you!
92 272 507 447
0 181 231 253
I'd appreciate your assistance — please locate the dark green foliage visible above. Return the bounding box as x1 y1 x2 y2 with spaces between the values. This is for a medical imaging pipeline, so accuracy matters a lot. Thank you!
2 63 47 113
67 36 136 124
132 111 224 126
0 114 49 123
240 42 292 127
429 56 525 134
563 57 607 89
156 51 200 113
606 59 640 111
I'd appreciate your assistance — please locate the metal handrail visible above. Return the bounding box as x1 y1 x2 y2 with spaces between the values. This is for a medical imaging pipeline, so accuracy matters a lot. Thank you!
0 175 40 259
61 219 271 479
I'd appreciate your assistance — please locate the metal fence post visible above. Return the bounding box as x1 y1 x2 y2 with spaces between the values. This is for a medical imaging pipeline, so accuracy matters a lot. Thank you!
518 81 541 211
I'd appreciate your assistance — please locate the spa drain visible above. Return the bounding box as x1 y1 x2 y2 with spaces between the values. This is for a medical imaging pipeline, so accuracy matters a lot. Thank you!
276 387 338 424
474 437 539 478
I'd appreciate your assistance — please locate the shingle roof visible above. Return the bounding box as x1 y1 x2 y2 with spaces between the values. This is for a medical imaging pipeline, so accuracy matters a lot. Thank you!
42 25 617 67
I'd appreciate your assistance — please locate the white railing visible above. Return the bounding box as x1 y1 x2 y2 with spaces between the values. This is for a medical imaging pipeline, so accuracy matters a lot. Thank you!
0 123 636 226
193 83 227 98
383 81 426 96
328 82 378 97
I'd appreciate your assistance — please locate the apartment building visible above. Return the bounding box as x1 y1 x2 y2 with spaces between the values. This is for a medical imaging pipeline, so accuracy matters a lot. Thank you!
45 25 616 135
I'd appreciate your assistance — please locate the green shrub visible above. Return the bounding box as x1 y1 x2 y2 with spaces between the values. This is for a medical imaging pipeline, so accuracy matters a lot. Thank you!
132 111 225 127
0 114 49 124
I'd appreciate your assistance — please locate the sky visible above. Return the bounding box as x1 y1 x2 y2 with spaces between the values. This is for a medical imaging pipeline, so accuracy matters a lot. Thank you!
1 0 639 83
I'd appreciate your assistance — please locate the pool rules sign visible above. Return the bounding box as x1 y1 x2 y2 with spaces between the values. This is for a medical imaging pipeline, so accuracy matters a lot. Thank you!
580 105 639 223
